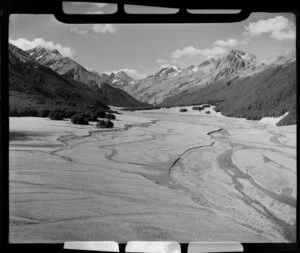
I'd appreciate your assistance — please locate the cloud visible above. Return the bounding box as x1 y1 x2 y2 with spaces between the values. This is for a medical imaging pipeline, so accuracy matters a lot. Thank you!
70 24 117 35
9 37 75 57
70 27 88 35
171 46 227 59
244 16 295 40
156 58 166 63
90 24 117 34
107 68 146 80
213 38 240 47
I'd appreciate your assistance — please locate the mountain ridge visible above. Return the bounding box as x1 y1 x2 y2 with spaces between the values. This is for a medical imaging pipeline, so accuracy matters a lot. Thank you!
112 49 295 105
24 45 146 107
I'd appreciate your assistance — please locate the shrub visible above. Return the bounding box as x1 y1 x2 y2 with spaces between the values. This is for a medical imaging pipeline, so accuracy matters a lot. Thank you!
17 108 38 117
205 111 210 114
96 109 106 118
86 113 98 122
9 108 20 117
192 106 203 110
37 109 50 117
179 108 188 112
202 104 210 108
63 109 77 118
71 113 89 125
105 113 116 120
96 120 114 128
111 110 121 114
49 110 65 120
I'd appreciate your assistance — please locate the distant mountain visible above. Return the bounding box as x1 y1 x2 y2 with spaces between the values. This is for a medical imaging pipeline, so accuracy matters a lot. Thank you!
115 49 295 105
25 46 145 107
110 71 135 88
9 43 109 112
161 60 296 126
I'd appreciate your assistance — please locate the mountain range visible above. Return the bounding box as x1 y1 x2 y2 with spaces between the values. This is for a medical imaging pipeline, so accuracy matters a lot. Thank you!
9 43 296 125
114 49 295 105
9 44 146 114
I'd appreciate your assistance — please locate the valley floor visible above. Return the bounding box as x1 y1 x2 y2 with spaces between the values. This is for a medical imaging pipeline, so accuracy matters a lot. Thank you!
9 107 296 243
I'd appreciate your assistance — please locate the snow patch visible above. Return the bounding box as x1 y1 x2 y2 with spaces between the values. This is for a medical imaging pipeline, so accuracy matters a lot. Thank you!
258 112 289 127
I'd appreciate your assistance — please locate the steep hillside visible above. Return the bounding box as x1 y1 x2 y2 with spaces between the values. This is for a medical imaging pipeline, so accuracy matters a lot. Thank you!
9 43 109 113
25 46 145 107
161 61 296 125
116 49 296 105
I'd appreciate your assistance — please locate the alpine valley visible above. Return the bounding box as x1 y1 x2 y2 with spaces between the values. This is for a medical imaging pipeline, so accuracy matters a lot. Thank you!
9 44 296 126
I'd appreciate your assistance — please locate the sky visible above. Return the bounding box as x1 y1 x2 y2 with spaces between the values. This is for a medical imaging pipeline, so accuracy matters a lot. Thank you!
9 2 296 79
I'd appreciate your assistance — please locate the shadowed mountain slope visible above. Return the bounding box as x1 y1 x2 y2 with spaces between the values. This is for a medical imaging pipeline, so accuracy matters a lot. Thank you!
10 44 146 109
161 61 296 126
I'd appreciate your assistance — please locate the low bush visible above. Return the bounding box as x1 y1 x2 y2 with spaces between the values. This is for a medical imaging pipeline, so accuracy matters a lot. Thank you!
111 110 121 114
105 113 116 120
86 113 98 122
63 109 77 118
205 111 210 114
96 120 114 128
16 108 38 117
49 110 65 120
192 106 203 110
9 108 20 117
96 109 106 118
37 109 50 117
71 113 89 125
179 108 188 112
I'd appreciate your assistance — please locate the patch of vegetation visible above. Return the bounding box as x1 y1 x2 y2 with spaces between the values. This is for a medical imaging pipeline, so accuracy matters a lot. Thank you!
37 109 50 117
48 110 65 120
105 113 116 120
179 108 188 112
122 105 161 111
205 111 210 114
71 113 89 125
192 106 203 110
96 120 114 128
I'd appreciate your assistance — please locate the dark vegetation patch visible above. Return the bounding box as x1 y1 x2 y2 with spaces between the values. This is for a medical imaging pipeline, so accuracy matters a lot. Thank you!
192 106 204 110
205 111 210 114
105 113 116 120
179 108 188 112
71 113 89 125
277 104 296 126
122 104 162 111
161 62 296 126
48 110 65 121
96 120 114 128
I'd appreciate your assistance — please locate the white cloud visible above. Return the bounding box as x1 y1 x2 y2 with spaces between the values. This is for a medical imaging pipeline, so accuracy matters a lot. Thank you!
70 24 117 35
107 68 146 80
90 24 117 34
244 16 295 40
70 27 88 35
213 38 240 47
171 46 227 59
156 58 166 63
9 37 75 57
